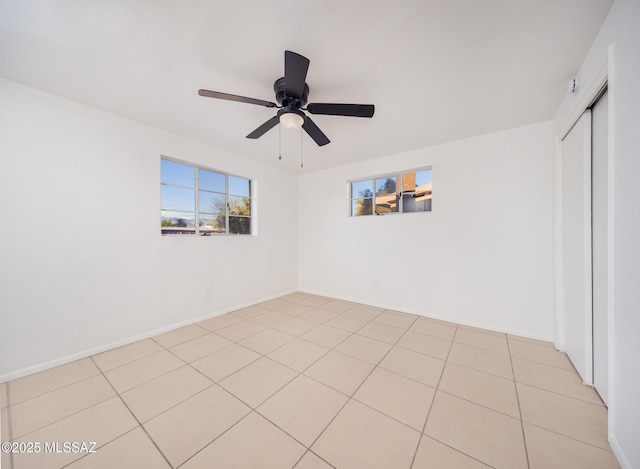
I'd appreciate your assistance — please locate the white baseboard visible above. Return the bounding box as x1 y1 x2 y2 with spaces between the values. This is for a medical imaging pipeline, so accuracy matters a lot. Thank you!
0 289 296 383
609 433 633 469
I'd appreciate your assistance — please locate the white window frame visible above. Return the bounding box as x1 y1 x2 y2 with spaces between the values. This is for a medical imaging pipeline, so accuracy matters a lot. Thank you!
349 166 432 217
161 156 253 236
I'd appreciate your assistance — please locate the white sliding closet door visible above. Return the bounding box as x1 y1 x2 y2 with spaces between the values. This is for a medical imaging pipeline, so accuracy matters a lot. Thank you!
561 111 593 384
592 91 609 405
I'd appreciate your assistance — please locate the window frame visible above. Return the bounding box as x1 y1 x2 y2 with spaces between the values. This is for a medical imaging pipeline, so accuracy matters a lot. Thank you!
348 166 432 217
161 156 253 236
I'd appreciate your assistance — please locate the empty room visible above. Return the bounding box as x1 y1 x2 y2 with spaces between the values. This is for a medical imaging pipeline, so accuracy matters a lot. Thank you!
1 1 639 468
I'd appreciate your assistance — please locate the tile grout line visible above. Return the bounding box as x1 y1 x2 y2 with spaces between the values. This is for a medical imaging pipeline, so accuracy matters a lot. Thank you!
450 339 590 385
93 339 164 370
347 397 432 435
506 336 532 469
410 324 509 469
58 426 142 469
508 355 613 452
513 381 607 407
509 355 577 373
269 315 376 395
176 299 377 468
434 388 523 421
398 334 507 359
523 420 617 453
5 367 103 409
16 358 176 469
101 347 190 394
182 315 340 462
411 327 503 469
166 300 328 464
171 307 345 468
507 337 578 371
443 357 513 381
301 309 422 465
151 323 210 349
88 355 177 469
6 382 14 469
175 410 257 469
199 349 264 383
169 373 319 467
172 310 348 413
408 322 459 469
7 389 118 444
419 435 496 469
290 449 337 469
241 306 365 401
218 355 300 408
509 351 576 371
507 336 557 348
251 408 331 467
205 325 342 468
132 346 276 440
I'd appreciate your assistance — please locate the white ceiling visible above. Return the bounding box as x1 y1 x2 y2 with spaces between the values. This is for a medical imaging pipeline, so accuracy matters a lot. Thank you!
0 0 612 173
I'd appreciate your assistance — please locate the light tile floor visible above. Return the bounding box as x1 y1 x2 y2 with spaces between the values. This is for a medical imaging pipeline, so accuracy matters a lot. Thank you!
0 293 620 469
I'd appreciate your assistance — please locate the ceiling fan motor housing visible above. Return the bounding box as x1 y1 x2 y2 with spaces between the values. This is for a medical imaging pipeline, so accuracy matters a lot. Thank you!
274 77 309 108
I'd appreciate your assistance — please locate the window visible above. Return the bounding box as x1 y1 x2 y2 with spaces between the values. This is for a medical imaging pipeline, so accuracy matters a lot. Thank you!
350 168 432 216
161 157 252 235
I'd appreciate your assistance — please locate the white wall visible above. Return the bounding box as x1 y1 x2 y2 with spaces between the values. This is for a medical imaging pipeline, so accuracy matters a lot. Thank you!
299 121 554 340
0 78 298 381
553 1 640 467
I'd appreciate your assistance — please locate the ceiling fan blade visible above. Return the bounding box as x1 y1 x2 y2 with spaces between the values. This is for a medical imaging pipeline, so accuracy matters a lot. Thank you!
302 116 330 146
307 103 375 118
246 116 279 139
198 89 277 108
284 50 310 99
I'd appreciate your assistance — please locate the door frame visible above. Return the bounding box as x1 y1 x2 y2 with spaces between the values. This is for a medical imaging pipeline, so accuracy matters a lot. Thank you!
554 52 613 398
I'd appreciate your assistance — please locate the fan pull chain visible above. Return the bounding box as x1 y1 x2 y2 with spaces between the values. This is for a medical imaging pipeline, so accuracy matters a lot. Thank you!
300 127 304 168
278 123 282 160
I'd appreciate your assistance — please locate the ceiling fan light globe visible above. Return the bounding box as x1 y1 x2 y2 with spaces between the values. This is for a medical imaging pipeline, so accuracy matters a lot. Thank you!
280 112 304 129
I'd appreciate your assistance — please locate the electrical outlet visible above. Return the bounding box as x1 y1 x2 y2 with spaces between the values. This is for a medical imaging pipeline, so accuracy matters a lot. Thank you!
203 287 212 298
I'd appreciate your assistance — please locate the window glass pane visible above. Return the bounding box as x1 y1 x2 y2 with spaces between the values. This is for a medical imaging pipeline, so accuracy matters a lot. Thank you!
415 169 432 187
402 170 432 192
161 159 194 187
199 169 226 193
401 171 417 192
351 198 373 216
375 176 399 214
199 213 226 234
402 169 432 212
375 176 398 196
402 192 432 212
199 191 226 215
161 185 194 212
161 210 196 234
229 195 250 215
351 180 373 199
229 176 250 197
375 195 399 214
229 216 251 234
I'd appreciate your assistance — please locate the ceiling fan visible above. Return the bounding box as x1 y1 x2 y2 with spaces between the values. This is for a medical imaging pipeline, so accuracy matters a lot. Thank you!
198 50 375 146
